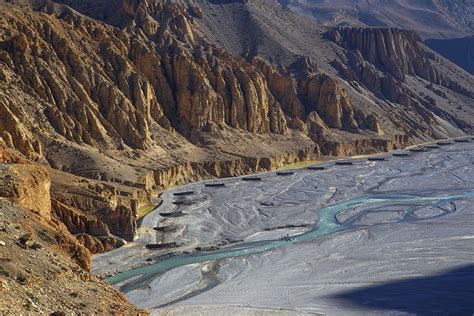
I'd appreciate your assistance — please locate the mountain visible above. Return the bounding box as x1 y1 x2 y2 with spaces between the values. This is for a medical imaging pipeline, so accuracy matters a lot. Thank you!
426 35 474 74
0 0 473 311
0 146 142 314
277 0 474 73
277 0 473 40
1 0 473 252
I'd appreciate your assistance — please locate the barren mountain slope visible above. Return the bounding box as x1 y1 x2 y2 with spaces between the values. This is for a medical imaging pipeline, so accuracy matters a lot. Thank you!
166 0 474 136
275 0 474 74
0 147 142 314
426 35 474 74
277 0 474 40
0 0 473 267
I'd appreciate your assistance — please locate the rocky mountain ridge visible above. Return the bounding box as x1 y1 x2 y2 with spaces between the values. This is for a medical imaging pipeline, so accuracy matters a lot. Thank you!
328 27 473 130
277 0 474 40
277 0 474 74
0 0 472 287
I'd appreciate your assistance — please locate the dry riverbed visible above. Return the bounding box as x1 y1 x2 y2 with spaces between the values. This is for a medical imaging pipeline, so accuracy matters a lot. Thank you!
93 139 474 315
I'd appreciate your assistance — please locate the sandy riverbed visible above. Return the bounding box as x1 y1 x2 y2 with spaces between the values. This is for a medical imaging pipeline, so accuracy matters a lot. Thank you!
93 140 474 315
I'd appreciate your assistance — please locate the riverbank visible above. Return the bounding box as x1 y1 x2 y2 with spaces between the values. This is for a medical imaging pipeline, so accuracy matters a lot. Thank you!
93 137 472 278
93 137 474 315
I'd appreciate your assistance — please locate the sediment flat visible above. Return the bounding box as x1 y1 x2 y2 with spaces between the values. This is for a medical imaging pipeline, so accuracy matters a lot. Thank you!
93 141 474 315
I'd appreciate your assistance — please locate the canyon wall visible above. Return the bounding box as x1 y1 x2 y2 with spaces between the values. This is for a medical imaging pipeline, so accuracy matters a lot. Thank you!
0 0 472 254
327 27 473 97
328 27 474 135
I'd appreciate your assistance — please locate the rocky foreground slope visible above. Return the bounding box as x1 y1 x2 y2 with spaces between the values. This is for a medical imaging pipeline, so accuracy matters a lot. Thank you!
0 146 142 313
0 0 473 285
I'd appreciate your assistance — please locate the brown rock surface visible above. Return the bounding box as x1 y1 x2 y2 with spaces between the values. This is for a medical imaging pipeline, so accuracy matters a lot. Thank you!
0 0 472 312
0 200 143 314
0 162 51 220
0 0 472 267
0 148 142 313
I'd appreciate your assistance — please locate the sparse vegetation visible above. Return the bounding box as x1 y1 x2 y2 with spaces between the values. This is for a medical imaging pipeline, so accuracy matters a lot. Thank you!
137 205 156 219
277 160 321 170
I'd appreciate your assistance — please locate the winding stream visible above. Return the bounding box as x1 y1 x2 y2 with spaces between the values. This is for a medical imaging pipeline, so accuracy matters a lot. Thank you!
107 190 474 292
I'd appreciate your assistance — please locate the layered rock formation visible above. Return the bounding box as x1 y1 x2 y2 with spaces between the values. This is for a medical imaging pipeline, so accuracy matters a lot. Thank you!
0 0 472 258
327 27 473 136
327 27 472 93
276 0 474 74
0 147 143 313
153 144 319 188
0 163 51 219
0 0 472 312
0 5 171 153
0 0 376 160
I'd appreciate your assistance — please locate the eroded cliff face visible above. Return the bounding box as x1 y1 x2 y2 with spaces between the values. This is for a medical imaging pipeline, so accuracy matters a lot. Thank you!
0 148 91 270
0 6 171 155
328 27 473 97
153 145 319 188
328 28 436 81
0 163 51 219
0 148 142 314
0 0 472 256
328 27 474 135
49 171 147 252
0 1 378 161
124 1 378 137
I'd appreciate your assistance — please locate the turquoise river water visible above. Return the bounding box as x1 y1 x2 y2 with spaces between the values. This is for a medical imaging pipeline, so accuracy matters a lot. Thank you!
107 189 474 291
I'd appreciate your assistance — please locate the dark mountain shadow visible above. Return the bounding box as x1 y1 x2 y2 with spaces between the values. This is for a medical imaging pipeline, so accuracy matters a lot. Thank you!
426 36 474 75
332 264 474 315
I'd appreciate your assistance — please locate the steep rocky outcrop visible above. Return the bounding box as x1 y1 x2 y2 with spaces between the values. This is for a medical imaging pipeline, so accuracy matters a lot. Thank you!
0 0 472 258
58 0 380 135
255 59 367 132
278 1 474 75
327 27 474 133
327 27 471 92
0 0 377 163
321 136 409 156
0 150 91 269
2 1 471 312
50 174 141 249
75 233 126 253
0 149 142 313
0 96 43 160
52 199 110 236
0 162 51 219
51 198 128 253
153 145 319 188
0 7 170 153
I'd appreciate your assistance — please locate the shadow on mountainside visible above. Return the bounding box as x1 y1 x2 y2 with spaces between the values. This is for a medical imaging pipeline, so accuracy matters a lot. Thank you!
332 264 474 315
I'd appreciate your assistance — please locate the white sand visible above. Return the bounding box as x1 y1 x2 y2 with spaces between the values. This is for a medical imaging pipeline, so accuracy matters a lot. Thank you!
93 141 474 315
